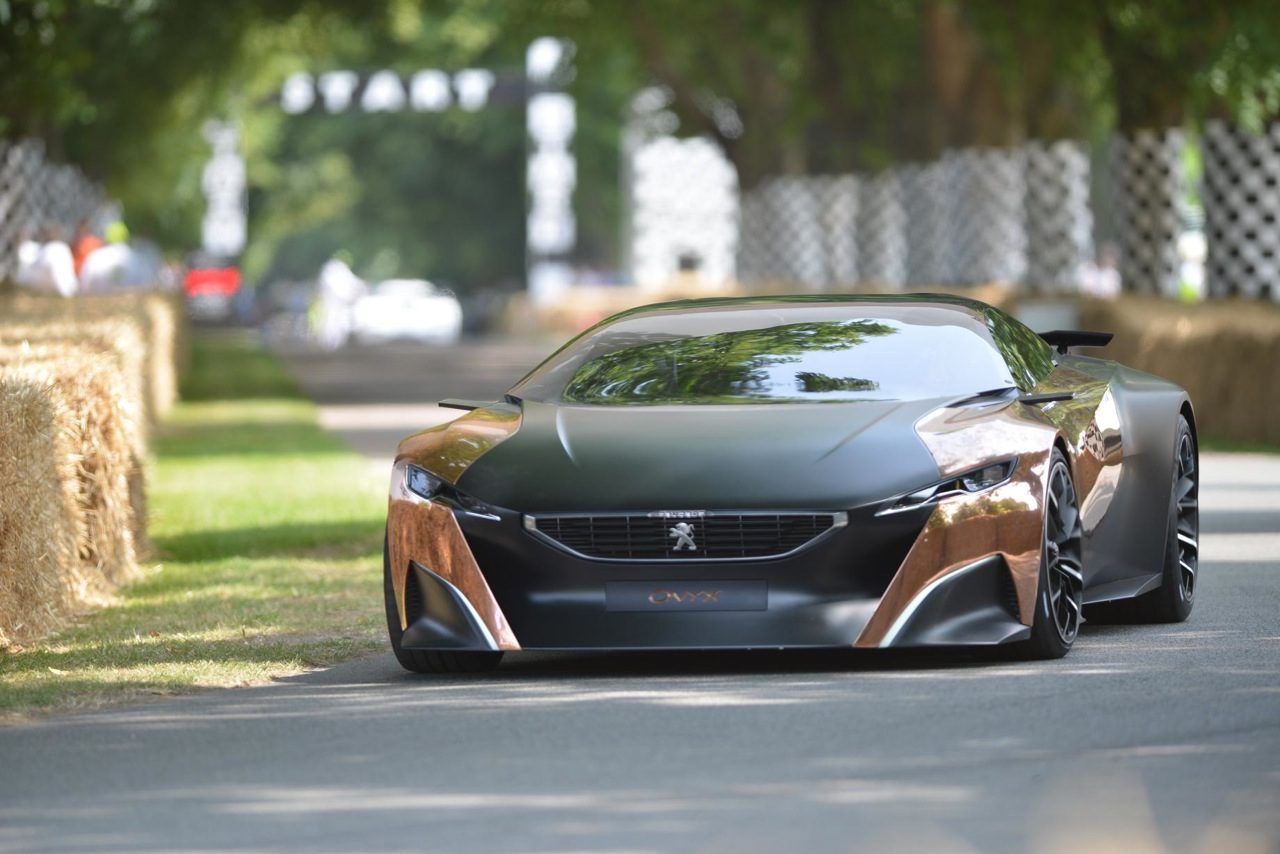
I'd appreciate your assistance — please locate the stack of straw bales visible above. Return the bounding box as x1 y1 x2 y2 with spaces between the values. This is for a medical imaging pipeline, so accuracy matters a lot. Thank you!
1079 296 1280 445
0 378 87 647
1 292 185 420
0 292 183 647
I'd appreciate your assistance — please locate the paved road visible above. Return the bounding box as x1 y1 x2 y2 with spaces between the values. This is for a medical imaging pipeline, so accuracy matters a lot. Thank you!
2 339 1278 853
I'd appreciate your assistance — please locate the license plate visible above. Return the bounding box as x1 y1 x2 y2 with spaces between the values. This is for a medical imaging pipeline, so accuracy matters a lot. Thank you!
605 580 767 612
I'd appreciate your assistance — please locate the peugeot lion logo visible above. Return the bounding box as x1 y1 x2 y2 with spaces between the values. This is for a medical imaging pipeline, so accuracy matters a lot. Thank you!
668 521 697 551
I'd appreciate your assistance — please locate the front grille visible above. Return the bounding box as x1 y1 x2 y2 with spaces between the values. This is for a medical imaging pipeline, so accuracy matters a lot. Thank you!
526 512 845 561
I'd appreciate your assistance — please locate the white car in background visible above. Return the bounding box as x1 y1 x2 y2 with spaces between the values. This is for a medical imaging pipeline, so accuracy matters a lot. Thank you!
351 279 463 345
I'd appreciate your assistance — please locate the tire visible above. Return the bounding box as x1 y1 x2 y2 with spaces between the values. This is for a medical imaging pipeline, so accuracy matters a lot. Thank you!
383 533 503 674
1093 415 1197 624
1009 449 1084 660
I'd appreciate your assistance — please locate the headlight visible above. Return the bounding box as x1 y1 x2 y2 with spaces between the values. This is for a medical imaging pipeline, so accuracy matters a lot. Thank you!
961 461 1016 492
878 457 1018 515
406 464 444 500
403 463 498 519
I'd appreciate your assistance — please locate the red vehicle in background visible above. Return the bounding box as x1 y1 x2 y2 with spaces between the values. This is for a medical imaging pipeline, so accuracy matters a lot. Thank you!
184 255 241 321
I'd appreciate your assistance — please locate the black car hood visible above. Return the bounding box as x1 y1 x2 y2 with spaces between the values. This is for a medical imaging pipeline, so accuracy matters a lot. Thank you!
455 399 948 512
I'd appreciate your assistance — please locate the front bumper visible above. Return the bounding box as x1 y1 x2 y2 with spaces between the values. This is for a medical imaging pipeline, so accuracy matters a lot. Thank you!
389 491 1036 651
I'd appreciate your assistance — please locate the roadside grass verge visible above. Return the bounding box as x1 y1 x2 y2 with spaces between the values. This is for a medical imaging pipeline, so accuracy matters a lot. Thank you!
1202 437 1280 455
0 331 386 720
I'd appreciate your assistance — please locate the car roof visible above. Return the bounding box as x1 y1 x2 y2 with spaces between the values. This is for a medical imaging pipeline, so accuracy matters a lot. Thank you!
602 292 993 324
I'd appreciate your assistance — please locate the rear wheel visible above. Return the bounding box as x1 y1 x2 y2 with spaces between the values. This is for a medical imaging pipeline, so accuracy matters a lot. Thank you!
383 533 503 674
1010 450 1083 660
1097 416 1197 624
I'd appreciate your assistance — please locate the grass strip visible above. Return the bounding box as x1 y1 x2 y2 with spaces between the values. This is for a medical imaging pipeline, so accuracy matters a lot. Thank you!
1201 437 1280 455
0 331 386 720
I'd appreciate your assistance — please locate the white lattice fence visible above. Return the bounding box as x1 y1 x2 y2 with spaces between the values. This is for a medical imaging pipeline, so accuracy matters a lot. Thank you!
856 171 906 288
1025 141 1092 290
1110 129 1185 296
1203 121 1280 301
738 175 859 289
631 136 738 289
949 148 1027 285
0 138 106 282
728 129 1277 301
0 141 37 282
822 175 859 285
737 142 1092 291
764 177 824 287
901 160 955 286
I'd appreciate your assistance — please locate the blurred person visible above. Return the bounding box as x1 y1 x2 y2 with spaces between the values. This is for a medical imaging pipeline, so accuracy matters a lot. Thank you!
72 220 103 276
15 227 78 297
79 220 150 292
1079 243 1122 299
315 251 365 350
104 220 130 245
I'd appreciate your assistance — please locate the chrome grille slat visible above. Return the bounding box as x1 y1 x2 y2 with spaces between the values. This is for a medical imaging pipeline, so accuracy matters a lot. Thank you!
526 512 841 561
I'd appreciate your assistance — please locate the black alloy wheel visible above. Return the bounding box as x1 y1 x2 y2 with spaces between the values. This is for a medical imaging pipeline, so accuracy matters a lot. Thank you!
1128 415 1198 622
1045 455 1085 646
1084 414 1198 625
1172 427 1199 603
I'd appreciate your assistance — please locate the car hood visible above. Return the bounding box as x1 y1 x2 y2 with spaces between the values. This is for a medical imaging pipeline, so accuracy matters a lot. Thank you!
455 398 949 512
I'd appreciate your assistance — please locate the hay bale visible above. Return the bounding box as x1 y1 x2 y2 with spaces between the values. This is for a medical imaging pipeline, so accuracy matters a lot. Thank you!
141 293 181 417
0 377 108 648
0 290 186 419
0 348 142 588
0 317 149 442
1080 296 1280 444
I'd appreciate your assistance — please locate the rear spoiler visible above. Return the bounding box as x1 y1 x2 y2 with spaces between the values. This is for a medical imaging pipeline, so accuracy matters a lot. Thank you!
1038 330 1114 355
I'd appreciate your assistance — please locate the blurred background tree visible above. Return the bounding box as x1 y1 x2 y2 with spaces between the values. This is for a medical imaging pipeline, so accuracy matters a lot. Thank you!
3 0 1279 291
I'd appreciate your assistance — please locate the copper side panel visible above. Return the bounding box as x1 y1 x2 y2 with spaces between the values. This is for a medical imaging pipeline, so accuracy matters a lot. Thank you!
386 496 520 650
396 405 522 484
855 402 1061 647
1023 366 1119 532
854 449 1049 646
387 405 523 651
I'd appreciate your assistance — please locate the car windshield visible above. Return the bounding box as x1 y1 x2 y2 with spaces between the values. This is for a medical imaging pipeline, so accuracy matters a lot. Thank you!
512 303 1017 405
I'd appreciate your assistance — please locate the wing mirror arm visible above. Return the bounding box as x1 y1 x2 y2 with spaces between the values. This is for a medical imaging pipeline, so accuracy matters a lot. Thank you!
438 399 490 411
1018 391 1076 406
438 396 523 412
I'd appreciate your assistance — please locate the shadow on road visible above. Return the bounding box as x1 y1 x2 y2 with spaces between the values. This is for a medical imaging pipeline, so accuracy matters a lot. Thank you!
275 641 1095 692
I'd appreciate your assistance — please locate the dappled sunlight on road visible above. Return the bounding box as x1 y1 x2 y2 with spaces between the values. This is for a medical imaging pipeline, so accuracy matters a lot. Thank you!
3 363 1279 851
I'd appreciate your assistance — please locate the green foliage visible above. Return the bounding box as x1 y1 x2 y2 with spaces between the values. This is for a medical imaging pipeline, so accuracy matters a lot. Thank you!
983 308 1056 392
234 1 542 288
7 0 1280 268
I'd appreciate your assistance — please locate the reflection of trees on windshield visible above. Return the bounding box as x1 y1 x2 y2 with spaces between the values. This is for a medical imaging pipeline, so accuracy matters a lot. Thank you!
562 320 896 404
984 309 1055 390
795 372 878 393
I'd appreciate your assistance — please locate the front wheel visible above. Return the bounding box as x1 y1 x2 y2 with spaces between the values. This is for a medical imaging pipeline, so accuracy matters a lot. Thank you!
1009 449 1083 660
383 533 503 674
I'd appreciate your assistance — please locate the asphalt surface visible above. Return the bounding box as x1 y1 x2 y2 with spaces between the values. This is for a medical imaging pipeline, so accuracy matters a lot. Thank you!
2 338 1278 853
